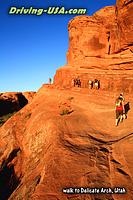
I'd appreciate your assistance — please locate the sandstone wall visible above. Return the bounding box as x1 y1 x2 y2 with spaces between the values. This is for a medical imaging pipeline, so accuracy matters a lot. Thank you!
116 0 133 52
54 66 133 94
54 0 133 93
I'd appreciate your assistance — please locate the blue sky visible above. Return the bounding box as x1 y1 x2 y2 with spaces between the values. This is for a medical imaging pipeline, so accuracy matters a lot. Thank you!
0 0 116 92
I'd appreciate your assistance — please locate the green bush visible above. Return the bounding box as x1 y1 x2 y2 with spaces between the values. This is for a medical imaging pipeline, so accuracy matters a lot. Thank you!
25 112 32 119
67 96 74 101
60 109 73 116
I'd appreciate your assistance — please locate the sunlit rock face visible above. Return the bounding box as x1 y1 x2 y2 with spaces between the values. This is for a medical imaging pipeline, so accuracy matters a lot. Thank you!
54 1 133 93
115 0 133 53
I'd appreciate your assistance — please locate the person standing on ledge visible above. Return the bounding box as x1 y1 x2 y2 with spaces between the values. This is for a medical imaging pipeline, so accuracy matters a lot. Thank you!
48 77 52 84
115 93 125 126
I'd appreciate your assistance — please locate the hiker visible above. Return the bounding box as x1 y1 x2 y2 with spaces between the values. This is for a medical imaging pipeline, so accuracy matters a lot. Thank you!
115 93 125 126
71 79 75 87
77 78 81 87
74 78 77 87
119 93 125 101
98 80 100 89
88 80 93 89
73 78 78 87
94 79 99 90
48 77 52 84
75 77 81 87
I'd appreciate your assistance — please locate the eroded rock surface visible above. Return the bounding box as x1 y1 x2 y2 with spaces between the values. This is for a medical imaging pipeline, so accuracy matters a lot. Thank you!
0 85 133 200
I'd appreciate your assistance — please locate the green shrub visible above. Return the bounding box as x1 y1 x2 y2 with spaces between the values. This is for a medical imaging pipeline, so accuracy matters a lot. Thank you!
25 112 32 119
67 96 74 101
60 109 73 116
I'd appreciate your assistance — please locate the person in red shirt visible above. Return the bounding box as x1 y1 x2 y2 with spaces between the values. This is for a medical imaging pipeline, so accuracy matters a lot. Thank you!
115 93 125 126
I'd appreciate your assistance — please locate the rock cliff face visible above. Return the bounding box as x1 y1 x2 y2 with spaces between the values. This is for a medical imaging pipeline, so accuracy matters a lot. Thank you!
116 0 133 52
0 92 36 117
54 0 133 93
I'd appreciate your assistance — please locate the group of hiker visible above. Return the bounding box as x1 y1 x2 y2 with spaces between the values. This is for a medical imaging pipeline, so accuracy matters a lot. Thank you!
72 78 81 87
88 79 100 90
72 78 100 89
115 93 130 126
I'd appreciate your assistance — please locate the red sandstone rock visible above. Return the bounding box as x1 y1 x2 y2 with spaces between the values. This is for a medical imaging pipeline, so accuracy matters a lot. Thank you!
0 86 133 200
22 91 36 102
54 0 133 92
0 1 133 199
66 3 133 70
116 0 133 52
